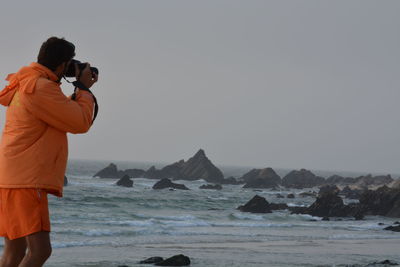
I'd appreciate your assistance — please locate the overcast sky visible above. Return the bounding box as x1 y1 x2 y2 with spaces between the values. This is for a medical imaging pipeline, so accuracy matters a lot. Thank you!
1 1 400 174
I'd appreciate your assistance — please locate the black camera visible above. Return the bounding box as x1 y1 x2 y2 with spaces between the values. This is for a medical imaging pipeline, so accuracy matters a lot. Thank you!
64 59 99 78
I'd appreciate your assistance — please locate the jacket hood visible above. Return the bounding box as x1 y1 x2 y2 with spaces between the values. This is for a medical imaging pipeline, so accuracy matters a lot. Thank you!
0 63 59 107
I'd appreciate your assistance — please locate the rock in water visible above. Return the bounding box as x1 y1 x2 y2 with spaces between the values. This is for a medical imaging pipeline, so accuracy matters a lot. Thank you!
318 185 340 195
116 175 133 187
237 195 272 213
152 178 189 190
359 186 400 217
179 149 224 183
139 256 164 264
304 192 349 218
93 163 119 178
64 176 68 186
155 254 191 266
384 225 400 232
241 168 281 189
199 184 222 190
282 169 325 189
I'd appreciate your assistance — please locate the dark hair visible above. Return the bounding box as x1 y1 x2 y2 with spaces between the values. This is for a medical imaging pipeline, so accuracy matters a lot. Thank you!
37 37 75 71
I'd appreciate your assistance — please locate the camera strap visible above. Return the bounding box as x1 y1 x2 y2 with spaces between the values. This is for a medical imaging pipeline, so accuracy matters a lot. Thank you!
71 80 99 124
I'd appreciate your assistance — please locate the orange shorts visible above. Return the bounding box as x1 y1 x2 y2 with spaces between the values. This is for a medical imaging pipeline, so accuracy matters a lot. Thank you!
0 188 50 240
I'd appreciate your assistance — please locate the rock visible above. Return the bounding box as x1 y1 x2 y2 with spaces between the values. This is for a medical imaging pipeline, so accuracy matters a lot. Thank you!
318 185 340 196
155 254 191 266
358 186 400 217
240 168 281 189
64 176 68 186
354 212 364 220
144 160 186 180
287 193 295 199
302 191 350 218
282 169 325 189
368 259 399 265
152 178 189 190
144 149 225 183
355 174 393 188
340 186 363 199
179 149 224 183
199 184 222 190
322 216 330 221
144 166 165 179
276 193 285 198
390 179 400 189
93 163 145 179
237 195 272 213
116 175 133 187
326 175 346 185
139 256 164 264
93 163 119 178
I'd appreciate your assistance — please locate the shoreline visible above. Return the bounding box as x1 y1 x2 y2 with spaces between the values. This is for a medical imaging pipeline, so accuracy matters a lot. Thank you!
46 238 400 267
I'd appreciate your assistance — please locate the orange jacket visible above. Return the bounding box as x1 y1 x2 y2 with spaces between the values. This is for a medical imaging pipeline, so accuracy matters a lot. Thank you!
0 62 94 197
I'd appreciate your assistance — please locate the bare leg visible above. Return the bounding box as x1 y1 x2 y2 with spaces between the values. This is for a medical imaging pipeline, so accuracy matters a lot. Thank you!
18 232 51 267
0 237 27 267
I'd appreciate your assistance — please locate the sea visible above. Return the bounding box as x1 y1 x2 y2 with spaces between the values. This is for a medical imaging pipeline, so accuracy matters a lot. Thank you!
1 159 400 267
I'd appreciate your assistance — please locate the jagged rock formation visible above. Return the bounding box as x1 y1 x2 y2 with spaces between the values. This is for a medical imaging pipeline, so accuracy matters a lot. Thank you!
152 178 189 190
93 163 145 178
282 169 325 189
116 175 133 187
241 168 281 189
179 149 224 182
144 149 225 183
358 186 400 217
326 174 393 188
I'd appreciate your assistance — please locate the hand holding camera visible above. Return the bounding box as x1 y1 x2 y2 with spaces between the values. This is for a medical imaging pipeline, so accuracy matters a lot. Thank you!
77 63 98 89
64 59 99 89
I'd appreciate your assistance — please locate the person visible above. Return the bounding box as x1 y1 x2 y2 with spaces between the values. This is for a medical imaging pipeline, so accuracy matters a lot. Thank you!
0 37 98 267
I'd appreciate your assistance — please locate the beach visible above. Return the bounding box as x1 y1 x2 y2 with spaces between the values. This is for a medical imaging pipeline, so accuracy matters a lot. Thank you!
1 159 400 267
47 238 400 266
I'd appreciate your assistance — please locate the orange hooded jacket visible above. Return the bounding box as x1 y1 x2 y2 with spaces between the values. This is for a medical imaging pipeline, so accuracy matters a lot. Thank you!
0 62 94 197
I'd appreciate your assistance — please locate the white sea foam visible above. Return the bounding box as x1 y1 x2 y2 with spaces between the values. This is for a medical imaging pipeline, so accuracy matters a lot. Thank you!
52 240 110 248
158 220 211 227
230 212 265 221
103 219 155 227
135 213 198 221
55 228 138 237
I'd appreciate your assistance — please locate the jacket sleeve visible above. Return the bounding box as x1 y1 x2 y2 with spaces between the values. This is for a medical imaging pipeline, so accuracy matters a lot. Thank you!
21 78 95 134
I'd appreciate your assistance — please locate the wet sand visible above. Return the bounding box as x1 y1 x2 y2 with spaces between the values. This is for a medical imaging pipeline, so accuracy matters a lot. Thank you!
46 238 400 267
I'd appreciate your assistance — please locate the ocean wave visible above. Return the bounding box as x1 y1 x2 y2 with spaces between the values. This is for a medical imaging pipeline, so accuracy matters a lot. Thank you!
54 228 139 237
52 240 110 248
103 219 155 227
328 233 400 240
230 212 265 221
159 220 210 227
134 213 198 221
